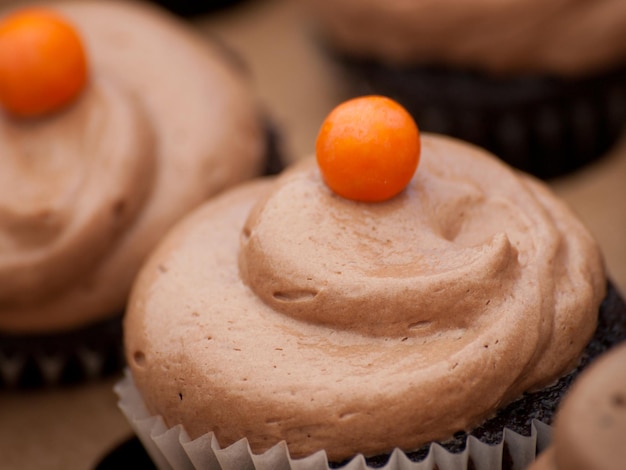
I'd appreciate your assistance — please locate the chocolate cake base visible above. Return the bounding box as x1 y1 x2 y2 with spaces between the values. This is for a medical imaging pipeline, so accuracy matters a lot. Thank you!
331 281 626 469
337 58 626 180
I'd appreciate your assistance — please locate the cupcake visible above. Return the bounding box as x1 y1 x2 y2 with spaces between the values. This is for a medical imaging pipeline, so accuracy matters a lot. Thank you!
529 342 626 470
117 96 626 469
0 0 280 387
294 0 626 179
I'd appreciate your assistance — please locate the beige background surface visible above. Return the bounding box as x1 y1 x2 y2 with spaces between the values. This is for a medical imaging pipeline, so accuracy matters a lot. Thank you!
0 0 625 469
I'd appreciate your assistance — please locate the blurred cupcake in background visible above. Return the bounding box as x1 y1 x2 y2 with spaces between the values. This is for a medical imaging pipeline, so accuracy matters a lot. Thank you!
294 0 626 179
529 342 626 470
0 0 281 388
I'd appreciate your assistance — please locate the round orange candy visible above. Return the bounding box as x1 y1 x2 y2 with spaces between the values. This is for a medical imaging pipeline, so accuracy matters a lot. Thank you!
0 8 88 118
316 95 421 202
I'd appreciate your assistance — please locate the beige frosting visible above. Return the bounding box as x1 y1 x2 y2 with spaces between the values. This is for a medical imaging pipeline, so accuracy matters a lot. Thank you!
530 343 626 470
0 0 266 333
126 134 606 461
297 0 626 76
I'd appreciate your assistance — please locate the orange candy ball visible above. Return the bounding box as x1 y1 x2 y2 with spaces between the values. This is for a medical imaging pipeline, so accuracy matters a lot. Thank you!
316 95 421 202
0 8 88 118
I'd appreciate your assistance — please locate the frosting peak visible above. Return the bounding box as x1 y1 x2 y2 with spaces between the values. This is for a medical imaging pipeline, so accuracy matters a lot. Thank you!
239 157 525 337
238 134 601 348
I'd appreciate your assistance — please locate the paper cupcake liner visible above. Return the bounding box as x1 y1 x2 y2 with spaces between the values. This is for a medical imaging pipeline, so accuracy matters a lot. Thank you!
336 58 626 179
115 370 552 470
0 314 124 388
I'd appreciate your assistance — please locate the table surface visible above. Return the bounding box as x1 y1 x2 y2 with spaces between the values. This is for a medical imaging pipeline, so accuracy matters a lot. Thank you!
1 1 625 469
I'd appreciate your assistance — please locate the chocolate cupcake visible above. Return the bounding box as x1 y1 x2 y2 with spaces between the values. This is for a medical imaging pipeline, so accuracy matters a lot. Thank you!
0 0 281 388
295 0 626 179
116 97 625 468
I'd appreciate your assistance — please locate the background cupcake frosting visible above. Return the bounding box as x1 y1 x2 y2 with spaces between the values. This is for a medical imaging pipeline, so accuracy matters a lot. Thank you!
296 0 626 76
292 0 626 180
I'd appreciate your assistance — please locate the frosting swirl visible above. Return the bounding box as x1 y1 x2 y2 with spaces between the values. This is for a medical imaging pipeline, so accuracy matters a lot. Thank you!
298 0 626 76
126 135 605 460
0 78 154 306
0 1 265 333
240 159 522 337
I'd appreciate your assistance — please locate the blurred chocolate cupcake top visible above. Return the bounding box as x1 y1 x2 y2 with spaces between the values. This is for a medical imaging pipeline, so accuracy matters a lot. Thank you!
0 0 266 334
530 342 626 470
125 97 606 462
297 0 626 76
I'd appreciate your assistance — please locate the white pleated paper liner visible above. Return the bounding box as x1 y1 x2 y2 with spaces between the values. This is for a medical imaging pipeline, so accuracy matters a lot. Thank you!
115 371 553 470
